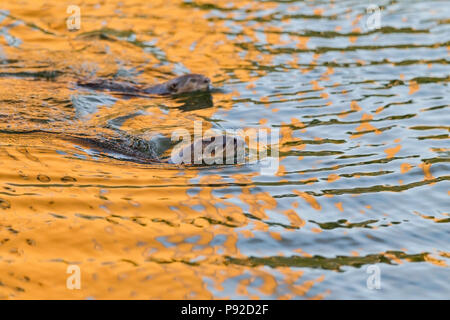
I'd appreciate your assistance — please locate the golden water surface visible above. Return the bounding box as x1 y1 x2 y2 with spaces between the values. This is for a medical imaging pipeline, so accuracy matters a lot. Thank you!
0 0 449 299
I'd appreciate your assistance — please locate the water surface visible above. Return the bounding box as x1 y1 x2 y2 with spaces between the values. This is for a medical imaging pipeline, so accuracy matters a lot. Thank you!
0 0 449 299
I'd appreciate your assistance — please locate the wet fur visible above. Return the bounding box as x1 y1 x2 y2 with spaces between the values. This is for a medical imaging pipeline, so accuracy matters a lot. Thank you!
77 74 211 95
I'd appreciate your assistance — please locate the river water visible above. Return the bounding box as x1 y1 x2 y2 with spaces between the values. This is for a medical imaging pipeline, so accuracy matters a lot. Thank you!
0 0 448 299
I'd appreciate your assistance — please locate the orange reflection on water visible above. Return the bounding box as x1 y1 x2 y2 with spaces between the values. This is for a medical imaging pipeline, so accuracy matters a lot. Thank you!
1 0 448 301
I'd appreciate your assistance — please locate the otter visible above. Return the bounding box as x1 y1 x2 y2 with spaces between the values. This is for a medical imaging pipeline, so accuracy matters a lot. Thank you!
77 74 211 95
65 130 245 166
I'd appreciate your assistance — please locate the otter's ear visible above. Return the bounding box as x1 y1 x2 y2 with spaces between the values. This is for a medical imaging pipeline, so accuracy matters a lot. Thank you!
169 83 178 92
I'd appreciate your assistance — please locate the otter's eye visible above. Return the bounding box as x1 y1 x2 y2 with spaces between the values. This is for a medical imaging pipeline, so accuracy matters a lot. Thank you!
190 78 197 83
169 83 178 92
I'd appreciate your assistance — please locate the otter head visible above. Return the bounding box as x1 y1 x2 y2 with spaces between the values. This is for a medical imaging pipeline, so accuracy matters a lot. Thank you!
170 134 246 165
166 74 211 94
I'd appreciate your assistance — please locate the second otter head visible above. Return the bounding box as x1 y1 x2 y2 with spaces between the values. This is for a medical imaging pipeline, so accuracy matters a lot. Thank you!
170 134 246 165
165 74 211 94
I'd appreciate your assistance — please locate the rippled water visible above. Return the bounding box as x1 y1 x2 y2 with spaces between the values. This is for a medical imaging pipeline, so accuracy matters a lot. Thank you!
0 0 449 299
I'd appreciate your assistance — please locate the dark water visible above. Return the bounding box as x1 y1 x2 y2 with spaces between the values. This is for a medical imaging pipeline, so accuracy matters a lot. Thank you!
0 0 448 299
